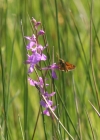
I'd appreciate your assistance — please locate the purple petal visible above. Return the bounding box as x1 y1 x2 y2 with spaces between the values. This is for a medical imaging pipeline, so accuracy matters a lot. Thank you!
31 47 37 53
45 83 49 86
27 53 41 64
26 41 36 50
38 44 47 51
26 54 39 64
38 77 44 86
52 106 56 111
25 36 32 40
38 77 49 90
42 63 59 70
40 100 53 108
43 106 56 116
35 21 41 27
31 34 36 41
26 55 33 64
38 77 49 94
52 70 57 79
44 92 56 97
28 64 34 73
33 53 42 63
32 18 41 27
43 109 50 116
25 34 36 41
28 77 37 86
51 63 59 69
40 87 45 94
39 77 43 82
37 45 43 54
38 30 45 35
37 44 44 51
41 54 47 61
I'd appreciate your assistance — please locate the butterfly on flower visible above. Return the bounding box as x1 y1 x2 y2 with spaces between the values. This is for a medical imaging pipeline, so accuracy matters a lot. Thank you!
58 58 75 72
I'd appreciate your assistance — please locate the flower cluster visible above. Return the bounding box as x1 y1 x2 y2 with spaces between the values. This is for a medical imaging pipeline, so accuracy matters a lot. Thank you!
25 18 59 116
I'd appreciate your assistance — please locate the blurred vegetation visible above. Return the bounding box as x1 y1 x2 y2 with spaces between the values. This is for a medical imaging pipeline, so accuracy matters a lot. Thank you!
0 0 100 140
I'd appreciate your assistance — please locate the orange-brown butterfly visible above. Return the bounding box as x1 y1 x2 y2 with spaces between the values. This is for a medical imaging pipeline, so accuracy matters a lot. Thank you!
58 58 75 72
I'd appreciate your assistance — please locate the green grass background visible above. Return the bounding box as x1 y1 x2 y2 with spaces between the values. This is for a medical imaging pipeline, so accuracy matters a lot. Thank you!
1 0 100 140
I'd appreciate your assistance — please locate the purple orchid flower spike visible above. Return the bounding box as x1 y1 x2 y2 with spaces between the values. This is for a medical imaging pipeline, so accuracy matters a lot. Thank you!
25 17 58 117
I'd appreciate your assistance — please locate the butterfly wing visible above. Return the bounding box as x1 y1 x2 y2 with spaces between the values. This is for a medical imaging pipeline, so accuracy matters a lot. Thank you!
65 62 75 71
